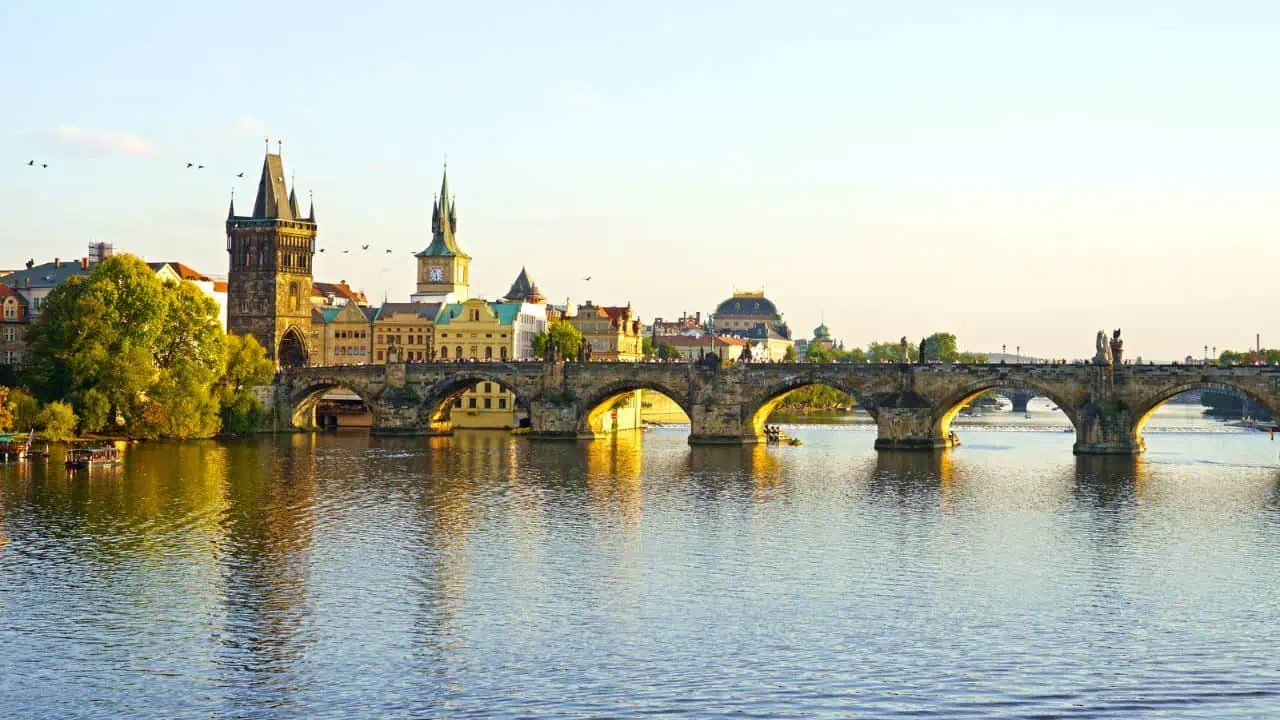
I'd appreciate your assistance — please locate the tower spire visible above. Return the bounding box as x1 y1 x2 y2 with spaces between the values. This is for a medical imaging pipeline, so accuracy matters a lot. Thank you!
308 189 315 222
228 188 235 219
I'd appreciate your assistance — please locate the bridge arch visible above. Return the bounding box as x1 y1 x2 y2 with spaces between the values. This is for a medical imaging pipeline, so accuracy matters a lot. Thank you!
287 379 379 430
419 371 529 433
575 379 693 437
1128 380 1280 447
932 379 1082 440
744 375 875 441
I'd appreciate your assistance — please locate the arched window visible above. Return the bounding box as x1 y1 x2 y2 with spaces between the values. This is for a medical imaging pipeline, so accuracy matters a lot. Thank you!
440 346 448 359
289 282 300 311
456 345 463 359
500 346 508 361
484 346 493 360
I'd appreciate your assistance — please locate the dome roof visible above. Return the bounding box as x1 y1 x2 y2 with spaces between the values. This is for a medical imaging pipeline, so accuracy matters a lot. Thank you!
714 293 778 317
813 323 830 339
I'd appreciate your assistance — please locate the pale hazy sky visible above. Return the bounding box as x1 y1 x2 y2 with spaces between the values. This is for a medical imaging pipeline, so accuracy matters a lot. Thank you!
3 0 1278 360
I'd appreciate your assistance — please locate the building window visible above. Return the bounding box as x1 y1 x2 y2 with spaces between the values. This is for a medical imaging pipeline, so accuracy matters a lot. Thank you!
3 328 13 342
289 282 300 311
498 398 507 409
376 351 384 361
455 398 463 408
484 347 493 360
456 346 462 358
484 383 492 393
484 398 492 409
501 347 508 361
468 397 476 409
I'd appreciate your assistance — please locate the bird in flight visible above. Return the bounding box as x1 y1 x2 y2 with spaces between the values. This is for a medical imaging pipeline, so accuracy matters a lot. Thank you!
197 165 205 169
27 160 34 166
583 276 592 281
236 172 244 178
361 244 369 250
186 163 193 168
385 249 392 254
319 248 325 253
342 250 350 254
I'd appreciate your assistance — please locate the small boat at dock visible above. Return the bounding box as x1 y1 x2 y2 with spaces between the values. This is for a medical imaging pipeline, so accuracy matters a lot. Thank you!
65 446 122 469
1 430 48 463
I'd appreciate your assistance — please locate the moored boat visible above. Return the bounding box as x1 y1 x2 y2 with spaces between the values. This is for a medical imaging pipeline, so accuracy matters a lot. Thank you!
65 446 122 469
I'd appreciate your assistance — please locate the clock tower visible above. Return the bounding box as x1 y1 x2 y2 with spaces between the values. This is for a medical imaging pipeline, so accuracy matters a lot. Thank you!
411 166 470 303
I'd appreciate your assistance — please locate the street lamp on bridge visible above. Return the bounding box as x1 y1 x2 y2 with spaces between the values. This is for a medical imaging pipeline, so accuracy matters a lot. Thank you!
1017 345 1021 363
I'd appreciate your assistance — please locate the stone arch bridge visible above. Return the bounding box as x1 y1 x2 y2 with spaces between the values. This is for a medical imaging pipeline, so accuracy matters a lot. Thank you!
269 360 1280 455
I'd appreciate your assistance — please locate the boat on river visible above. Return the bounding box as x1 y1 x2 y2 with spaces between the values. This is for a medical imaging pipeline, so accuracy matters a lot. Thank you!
0 430 48 463
65 446 122 469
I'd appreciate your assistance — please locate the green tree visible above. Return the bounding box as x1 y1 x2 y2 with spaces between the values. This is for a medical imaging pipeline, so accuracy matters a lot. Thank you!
867 340 917 363
836 347 868 364
531 320 584 360
778 384 855 411
923 333 959 362
656 343 682 360
23 254 231 438
0 387 13 432
24 254 167 431
807 345 835 363
217 334 275 435
642 337 656 359
34 401 78 442
783 345 798 362
5 388 40 432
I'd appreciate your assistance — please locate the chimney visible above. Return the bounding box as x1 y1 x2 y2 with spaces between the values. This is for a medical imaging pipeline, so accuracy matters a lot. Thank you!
81 257 89 270
54 258 60 269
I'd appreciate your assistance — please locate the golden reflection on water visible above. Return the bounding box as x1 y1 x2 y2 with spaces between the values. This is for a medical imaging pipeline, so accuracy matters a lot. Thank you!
218 436 318 671
584 431 644 520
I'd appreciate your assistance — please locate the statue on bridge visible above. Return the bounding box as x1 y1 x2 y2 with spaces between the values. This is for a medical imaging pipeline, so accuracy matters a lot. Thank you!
900 336 909 363
1094 330 1113 366
918 337 927 364
1110 329 1124 365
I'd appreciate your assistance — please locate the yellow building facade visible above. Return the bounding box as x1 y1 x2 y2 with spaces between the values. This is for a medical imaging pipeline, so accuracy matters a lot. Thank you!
569 301 644 361
311 300 374 366
435 298 520 428
373 303 439 363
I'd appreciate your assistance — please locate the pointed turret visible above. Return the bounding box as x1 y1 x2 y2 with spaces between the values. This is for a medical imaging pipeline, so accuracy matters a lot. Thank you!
307 192 316 222
288 187 300 218
251 151 294 220
504 266 544 304
415 166 469 259
227 190 236 219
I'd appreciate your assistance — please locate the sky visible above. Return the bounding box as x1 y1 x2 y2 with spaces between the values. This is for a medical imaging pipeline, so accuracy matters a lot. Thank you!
3 0 1279 361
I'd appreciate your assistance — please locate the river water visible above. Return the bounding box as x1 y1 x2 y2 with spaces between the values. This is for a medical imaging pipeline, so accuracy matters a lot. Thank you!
2 405 1278 718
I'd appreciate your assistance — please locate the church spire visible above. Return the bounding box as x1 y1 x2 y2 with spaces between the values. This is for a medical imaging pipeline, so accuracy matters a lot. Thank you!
251 148 293 220
228 189 235 219
414 166 469 260
307 190 315 222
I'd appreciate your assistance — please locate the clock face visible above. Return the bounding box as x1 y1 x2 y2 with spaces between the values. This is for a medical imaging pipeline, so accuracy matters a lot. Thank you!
429 267 443 282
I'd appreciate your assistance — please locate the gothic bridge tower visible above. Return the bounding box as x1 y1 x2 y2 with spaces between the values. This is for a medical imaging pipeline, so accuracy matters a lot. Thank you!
226 147 317 367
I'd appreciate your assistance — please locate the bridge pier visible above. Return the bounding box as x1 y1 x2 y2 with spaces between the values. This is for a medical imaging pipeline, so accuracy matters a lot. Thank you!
527 398 592 441
1072 401 1142 455
873 406 954 451
1008 390 1033 413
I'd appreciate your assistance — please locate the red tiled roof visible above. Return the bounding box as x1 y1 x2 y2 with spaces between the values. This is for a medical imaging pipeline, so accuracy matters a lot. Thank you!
148 262 211 281
212 280 228 292
0 283 20 298
313 281 367 304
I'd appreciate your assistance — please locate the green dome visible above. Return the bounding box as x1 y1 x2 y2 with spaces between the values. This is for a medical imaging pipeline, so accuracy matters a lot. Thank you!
813 323 830 339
